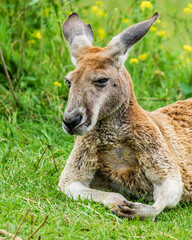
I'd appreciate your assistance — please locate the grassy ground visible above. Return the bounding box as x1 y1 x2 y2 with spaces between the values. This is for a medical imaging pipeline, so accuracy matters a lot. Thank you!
0 0 192 239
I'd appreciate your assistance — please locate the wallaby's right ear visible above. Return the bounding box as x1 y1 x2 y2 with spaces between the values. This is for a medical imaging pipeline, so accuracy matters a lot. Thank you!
105 12 159 67
63 13 94 66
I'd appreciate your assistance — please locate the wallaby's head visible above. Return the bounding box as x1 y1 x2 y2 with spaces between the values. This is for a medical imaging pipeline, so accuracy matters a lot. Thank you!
62 12 159 135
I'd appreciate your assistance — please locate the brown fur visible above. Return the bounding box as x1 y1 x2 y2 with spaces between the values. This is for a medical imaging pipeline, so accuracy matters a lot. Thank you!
59 13 191 221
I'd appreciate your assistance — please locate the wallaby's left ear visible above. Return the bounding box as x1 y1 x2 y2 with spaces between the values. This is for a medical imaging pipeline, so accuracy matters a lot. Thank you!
105 12 159 67
63 13 94 66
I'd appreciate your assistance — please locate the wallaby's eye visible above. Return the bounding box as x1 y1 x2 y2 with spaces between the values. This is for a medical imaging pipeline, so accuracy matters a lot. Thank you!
93 78 109 88
65 78 71 89
97 78 109 84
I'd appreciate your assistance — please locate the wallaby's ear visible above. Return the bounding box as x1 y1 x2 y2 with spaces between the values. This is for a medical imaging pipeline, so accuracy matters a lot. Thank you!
63 13 94 66
105 12 159 67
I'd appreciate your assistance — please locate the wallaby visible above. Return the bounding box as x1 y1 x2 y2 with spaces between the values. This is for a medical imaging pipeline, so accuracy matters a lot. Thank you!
59 12 192 221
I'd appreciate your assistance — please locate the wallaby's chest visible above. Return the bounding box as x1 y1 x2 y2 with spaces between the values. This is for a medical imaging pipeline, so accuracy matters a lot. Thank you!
97 144 153 200
98 144 137 170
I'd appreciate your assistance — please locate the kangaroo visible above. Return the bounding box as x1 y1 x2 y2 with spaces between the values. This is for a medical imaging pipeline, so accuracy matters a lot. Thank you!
59 12 192 221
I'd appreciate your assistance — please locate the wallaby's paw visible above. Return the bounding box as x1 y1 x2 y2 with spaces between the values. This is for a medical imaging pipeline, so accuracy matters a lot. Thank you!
111 200 156 221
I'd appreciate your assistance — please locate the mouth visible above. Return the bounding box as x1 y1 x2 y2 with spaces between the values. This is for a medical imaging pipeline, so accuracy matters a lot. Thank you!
62 121 89 135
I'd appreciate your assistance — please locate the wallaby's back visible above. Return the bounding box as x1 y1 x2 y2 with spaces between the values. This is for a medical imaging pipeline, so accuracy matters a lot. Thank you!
150 98 192 201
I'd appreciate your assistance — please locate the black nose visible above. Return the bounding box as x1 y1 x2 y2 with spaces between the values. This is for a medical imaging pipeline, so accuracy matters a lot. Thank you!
63 114 82 130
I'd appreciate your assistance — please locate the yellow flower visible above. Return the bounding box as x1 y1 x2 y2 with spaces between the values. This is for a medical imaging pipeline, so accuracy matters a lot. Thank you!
97 9 106 16
138 53 147 61
157 30 166 37
54 81 61 87
188 3 192 9
183 7 192 14
91 5 98 13
91 5 106 16
96 1 103 6
154 70 165 76
150 26 157 32
97 28 106 40
140 1 153 12
183 45 192 53
186 57 190 64
35 31 41 39
122 18 129 24
129 58 139 64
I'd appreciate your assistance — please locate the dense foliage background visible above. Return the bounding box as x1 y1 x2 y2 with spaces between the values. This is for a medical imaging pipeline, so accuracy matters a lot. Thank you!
0 0 192 239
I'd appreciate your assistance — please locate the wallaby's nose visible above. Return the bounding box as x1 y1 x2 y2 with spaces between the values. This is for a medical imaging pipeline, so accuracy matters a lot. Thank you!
63 110 83 130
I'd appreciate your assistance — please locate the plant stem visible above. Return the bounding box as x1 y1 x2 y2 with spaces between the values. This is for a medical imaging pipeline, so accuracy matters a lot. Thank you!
0 48 19 107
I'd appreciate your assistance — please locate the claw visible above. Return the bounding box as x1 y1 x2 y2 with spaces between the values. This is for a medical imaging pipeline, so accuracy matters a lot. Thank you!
123 200 134 208
118 204 122 209
127 202 134 208
112 210 117 214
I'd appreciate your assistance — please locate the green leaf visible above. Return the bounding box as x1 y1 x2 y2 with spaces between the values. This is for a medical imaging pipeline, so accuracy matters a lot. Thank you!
180 83 192 96
29 0 40 6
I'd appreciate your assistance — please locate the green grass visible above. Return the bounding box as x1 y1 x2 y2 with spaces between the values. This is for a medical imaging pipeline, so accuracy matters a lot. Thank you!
0 0 192 239
1 119 192 239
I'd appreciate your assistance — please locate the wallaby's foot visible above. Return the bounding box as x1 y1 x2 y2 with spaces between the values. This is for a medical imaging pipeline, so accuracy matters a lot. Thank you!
112 200 156 221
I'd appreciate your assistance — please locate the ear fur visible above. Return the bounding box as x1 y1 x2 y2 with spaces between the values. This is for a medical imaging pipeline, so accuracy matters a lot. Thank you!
63 13 94 66
106 12 159 67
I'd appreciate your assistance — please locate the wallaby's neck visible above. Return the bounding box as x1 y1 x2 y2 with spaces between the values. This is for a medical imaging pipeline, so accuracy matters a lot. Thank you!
122 66 138 107
94 67 148 136
114 66 145 123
